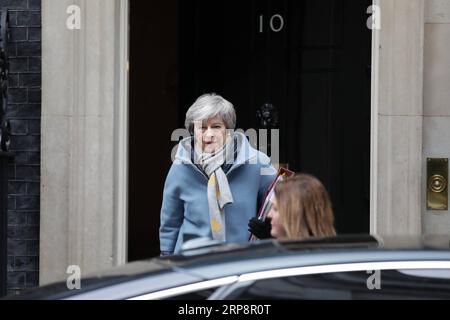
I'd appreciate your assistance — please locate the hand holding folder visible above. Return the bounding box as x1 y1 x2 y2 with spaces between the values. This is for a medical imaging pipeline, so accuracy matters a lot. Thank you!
249 167 295 241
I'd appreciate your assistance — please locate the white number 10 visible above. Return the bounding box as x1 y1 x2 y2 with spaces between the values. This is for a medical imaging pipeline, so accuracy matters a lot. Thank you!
259 14 284 33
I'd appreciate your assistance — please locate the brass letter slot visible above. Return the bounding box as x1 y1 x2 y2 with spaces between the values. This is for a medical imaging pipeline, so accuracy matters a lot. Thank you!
427 158 448 210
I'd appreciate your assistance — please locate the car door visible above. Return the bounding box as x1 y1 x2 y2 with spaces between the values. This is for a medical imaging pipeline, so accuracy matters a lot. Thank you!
215 262 450 300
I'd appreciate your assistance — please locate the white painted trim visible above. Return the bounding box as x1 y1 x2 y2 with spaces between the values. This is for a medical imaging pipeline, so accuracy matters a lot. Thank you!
114 0 129 266
238 261 450 282
127 261 450 300
127 276 239 300
370 0 380 235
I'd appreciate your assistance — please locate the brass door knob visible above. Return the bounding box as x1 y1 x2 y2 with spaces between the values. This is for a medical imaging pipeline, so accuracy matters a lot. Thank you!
428 174 447 193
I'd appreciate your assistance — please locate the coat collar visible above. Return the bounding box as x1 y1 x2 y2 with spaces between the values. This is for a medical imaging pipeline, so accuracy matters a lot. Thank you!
174 132 259 170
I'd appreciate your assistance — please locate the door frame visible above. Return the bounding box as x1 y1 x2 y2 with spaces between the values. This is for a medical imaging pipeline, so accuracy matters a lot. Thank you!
115 0 129 265
122 0 385 258
369 0 424 235
370 0 379 234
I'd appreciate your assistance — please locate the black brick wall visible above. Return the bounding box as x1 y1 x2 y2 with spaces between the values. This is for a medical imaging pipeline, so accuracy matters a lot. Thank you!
0 0 41 295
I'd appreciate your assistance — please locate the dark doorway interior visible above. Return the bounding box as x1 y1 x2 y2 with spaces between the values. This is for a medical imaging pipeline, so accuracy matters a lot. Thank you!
129 0 372 261
128 0 179 260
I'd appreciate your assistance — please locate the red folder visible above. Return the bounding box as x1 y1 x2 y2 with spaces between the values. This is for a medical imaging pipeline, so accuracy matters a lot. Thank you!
250 167 295 241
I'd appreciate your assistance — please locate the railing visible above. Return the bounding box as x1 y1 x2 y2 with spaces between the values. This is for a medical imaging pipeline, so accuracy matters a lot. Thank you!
0 9 10 297
0 9 10 152
0 152 12 297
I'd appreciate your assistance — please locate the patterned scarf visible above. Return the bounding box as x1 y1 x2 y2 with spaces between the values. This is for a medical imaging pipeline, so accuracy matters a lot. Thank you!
194 134 236 241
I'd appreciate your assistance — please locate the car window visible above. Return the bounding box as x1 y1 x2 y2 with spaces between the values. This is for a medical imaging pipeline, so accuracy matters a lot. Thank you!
398 269 450 279
165 287 219 300
226 269 450 300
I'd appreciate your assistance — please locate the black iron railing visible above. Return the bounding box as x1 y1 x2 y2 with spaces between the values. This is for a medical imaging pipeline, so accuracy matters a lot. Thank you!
0 9 10 297
0 152 12 297
0 10 10 152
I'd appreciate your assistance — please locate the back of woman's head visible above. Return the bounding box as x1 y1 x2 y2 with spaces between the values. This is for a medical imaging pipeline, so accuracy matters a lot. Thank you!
274 174 336 239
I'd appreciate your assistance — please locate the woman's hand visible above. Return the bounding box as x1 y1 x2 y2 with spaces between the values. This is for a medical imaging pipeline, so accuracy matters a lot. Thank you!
248 217 273 239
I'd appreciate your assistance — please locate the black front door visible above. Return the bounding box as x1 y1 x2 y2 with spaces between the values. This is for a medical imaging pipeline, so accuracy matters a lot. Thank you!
129 0 372 260
178 0 372 234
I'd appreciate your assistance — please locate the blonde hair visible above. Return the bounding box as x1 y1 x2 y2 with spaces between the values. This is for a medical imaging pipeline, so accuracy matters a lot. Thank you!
274 174 336 239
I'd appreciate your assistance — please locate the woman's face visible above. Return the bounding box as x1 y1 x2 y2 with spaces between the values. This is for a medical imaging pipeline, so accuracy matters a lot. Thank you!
267 196 288 239
194 116 227 153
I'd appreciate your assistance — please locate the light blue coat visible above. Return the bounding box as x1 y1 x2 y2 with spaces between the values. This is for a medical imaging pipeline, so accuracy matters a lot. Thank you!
159 133 277 254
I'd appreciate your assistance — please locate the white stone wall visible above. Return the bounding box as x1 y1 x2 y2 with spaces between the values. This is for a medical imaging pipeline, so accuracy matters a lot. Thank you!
422 0 450 234
40 0 128 285
372 0 424 235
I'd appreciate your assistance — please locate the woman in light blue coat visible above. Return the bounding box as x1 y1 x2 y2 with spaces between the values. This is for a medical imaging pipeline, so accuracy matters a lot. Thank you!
159 93 277 255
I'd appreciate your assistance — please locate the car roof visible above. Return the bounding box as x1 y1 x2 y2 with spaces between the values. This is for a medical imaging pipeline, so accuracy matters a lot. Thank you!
4 259 173 300
164 234 450 265
158 234 450 277
6 234 450 299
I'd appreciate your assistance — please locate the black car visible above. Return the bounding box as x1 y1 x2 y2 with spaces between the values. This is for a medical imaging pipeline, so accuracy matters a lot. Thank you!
5 235 450 300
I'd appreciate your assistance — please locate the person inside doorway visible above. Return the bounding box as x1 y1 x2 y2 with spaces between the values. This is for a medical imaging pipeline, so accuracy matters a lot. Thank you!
159 93 276 255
